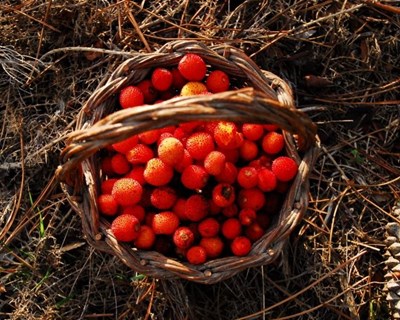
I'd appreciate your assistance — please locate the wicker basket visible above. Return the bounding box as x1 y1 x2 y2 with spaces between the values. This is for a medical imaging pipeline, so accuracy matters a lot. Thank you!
57 40 318 284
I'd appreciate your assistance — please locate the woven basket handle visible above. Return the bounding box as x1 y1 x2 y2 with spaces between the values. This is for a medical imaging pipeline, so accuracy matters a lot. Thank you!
57 87 317 182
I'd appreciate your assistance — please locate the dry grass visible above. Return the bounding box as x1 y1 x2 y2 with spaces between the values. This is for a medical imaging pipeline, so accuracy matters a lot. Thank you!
1 0 399 319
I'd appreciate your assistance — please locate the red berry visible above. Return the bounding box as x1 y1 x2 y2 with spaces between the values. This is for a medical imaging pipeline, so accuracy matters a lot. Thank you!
198 217 220 238
215 162 238 184
237 188 265 211
171 68 187 89
271 156 298 182
125 166 146 185
245 222 265 242
185 194 209 222
239 208 257 226
174 149 193 173
152 211 180 235
112 135 139 154
151 68 173 91
172 198 188 220
239 139 259 161
231 236 251 256
119 86 144 109
144 158 174 186
199 237 224 259
206 70 230 93
101 178 118 194
186 246 207 265
158 137 185 166
178 54 207 81
212 183 235 207
186 132 215 161
181 164 209 190
112 178 143 207
180 81 208 96
111 214 140 242
134 225 156 250
150 186 177 210
173 227 195 249
262 131 285 155
121 204 145 222
138 129 160 145
111 153 131 175
203 151 226 175
242 124 264 141
214 121 239 149
101 156 114 176
257 168 277 192
137 79 158 104
221 218 242 240
126 144 154 165
264 124 279 132
221 203 238 218
97 194 118 216
237 166 258 189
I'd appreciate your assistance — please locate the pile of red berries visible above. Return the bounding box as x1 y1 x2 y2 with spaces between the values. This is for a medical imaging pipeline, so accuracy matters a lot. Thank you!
96 53 299 265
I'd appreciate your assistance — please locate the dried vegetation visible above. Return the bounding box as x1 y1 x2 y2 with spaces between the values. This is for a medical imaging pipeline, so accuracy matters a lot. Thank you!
1 0 399 319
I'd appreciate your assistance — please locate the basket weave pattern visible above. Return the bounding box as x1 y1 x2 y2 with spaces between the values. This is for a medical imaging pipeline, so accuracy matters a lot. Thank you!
58 40 318 284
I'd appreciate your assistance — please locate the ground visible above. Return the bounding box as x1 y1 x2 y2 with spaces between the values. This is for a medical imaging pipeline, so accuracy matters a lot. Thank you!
0 1 399 319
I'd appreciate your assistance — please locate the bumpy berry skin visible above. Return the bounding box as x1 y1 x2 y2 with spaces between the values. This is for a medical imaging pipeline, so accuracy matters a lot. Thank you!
112 135 139 154
119 86 144 109
181 164 209 190
186 132 215 161
185 194 209 222
221 218 242 240
158 137 184 166
198 217 220 238
213 121 238 149
237 188 265 211
126 144 154 165
199 237 224 259
262 131 285 155
186 246 207 265
152 211 180 235
203 150 226 176
173 227 195 249
257 168 277 192
111 214 140 242
212 183 235 208
150 186 177 210
144 158 174 186
237 166 258 189
97 194 119 216
206 70 230 93
271 156 298 182
151 68 173 91
231 236 252 256
173 198 188 220
112 178 143 207
178 54 207 81
242 124 264 141
134 225 156 250
180 81 208 96
111 153 131 175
